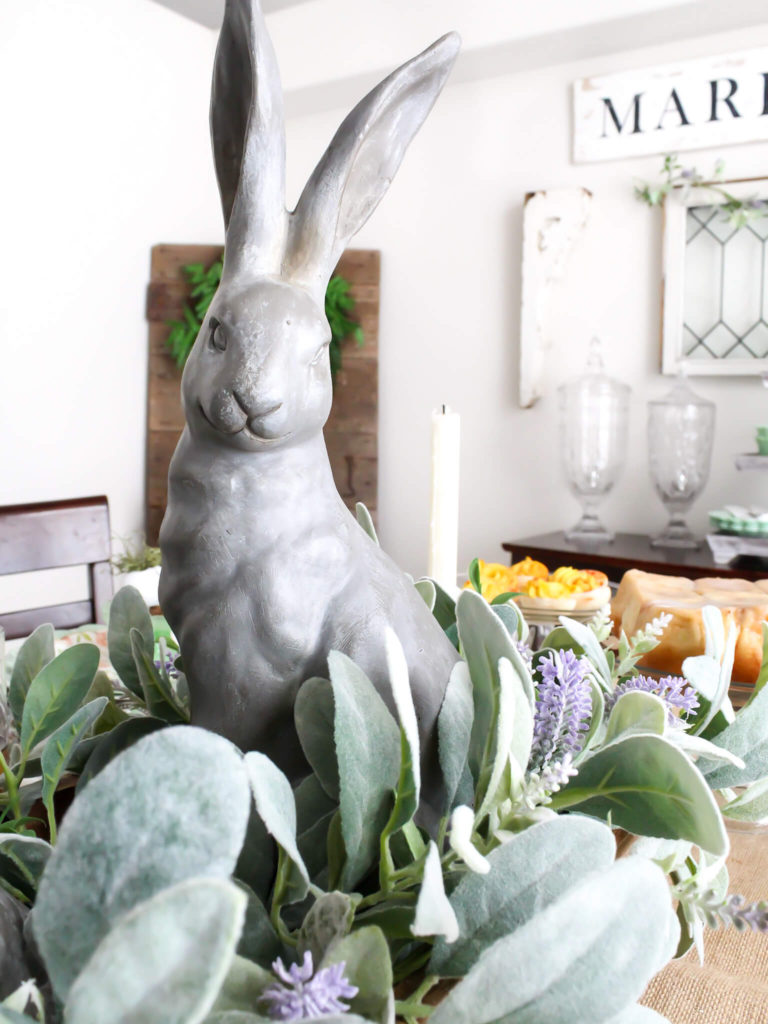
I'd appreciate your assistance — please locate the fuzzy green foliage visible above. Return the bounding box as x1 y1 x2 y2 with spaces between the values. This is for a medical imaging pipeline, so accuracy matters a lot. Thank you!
165 259 223 369
4 551 768 1020
0 588 188 848
164 258 364 383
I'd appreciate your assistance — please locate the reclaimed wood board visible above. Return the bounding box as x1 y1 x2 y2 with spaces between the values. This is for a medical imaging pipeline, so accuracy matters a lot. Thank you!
145 244 379 544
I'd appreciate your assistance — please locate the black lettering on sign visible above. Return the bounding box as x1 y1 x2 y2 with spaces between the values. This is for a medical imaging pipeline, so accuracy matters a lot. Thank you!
656 88 691 129
601 94 643 136
709 78 741 120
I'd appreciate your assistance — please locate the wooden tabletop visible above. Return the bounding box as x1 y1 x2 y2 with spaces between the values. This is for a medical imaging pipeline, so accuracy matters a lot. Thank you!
502 532 768 584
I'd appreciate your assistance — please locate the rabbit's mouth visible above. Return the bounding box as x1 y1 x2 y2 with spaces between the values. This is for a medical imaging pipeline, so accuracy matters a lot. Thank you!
198 400 292 446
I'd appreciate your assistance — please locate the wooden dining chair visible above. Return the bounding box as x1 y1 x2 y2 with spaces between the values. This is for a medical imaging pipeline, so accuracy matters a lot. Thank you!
0 496 113 639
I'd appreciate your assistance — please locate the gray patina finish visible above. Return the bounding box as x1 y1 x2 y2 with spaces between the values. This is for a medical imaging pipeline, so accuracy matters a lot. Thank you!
159 0 461 800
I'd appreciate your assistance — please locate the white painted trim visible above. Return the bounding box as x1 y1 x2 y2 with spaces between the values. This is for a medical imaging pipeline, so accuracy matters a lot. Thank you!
661 178 768 376
519 188 592 408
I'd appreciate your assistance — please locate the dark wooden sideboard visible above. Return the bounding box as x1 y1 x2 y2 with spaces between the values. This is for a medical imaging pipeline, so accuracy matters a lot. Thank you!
501 531 768 584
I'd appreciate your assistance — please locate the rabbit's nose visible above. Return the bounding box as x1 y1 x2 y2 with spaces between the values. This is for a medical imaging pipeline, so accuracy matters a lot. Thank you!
232 388 283 419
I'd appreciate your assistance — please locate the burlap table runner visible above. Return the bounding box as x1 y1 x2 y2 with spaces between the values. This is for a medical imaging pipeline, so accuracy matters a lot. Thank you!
642 827 768 1022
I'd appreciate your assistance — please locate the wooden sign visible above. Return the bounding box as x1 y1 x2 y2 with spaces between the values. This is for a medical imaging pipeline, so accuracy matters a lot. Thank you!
574 47 768 163
145 245 380 545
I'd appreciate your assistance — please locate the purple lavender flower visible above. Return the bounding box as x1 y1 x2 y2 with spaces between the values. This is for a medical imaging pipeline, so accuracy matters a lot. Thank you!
694 890 768 933
529 649 593 772
260 951 358 1021
516 639 534 667
522 754 578 808
606 674 698 727
154 650 179 678
721 894 768 933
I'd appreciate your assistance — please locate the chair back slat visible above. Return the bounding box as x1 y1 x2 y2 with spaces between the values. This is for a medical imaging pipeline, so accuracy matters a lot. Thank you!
0 497 111 574
0 496 113 638
2 602 95 640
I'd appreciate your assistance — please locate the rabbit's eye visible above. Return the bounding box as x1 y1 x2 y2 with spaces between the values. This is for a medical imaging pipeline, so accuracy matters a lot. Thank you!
209 318 227 352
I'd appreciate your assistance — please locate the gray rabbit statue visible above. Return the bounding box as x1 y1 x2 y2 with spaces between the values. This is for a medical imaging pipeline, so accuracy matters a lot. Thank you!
159 0 461 807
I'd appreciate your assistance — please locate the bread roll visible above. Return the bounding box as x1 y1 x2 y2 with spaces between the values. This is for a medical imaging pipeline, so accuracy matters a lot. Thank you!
612 569 768 683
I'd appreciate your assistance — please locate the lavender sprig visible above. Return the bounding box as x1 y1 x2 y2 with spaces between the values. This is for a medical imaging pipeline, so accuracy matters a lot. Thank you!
522 755 578 809
606 673 699 727
686 889 768 933
261 951 358 1021
529 649 592 773
515 638 534 667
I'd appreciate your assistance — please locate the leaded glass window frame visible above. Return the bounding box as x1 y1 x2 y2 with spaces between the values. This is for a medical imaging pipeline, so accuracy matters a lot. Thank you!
661 177 768 376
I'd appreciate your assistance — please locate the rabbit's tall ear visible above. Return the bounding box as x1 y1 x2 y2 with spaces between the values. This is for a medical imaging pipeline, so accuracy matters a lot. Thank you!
211 0 286 274
285 32 460 297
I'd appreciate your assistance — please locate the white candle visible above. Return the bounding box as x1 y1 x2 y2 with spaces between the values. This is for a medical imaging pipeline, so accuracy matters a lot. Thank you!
428 405 461 592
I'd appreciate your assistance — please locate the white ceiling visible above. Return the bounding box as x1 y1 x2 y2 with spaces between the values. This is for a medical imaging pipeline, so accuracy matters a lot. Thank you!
150 0 300 28
149 0 768 116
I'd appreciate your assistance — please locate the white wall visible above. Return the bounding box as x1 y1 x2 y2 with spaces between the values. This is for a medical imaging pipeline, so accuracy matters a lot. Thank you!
4 4 768 609
283 23 768 577
0 0 221 607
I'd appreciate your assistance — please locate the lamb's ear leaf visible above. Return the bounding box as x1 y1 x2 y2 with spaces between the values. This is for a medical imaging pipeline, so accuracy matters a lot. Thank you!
295 775 337 882
414 578 436 612
33 726 251 1000
232 880 282 966
76 716 167 793
438 661 474 815
411 841 459 944
107 585 153 699
204 1015 273 1024
213 0 285 266
328 651 399 890
41 697 108 819
286 32 460 294
551 734 728 857
456 589 534 787
244 752 310 904
130 629 188 724
63 877 245 1024
8 623 55 725
697 681 768 788
294 677 339 800
430 815 615 977
379 630 421 846
720 775 768 823
0 835 51 886
20 644 100 757
0 1009 36 1024
603 691 667 744
575 676 605 762
320 925 394 1024
429 858 678 1024
298 891 355 967
209 954 273 1015
431 581 457 631
558 615 613 691
355 502 379 545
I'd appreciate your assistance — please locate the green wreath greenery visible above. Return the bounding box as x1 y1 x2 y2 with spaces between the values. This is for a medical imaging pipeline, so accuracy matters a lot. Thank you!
165 256 363 383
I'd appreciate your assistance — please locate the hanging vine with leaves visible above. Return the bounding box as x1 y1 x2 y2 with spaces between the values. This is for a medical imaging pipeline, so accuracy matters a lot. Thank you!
165 256 363 382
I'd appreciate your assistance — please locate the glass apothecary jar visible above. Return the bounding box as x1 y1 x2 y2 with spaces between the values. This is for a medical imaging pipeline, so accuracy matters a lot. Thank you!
558 339 631 544
647 375 715 549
